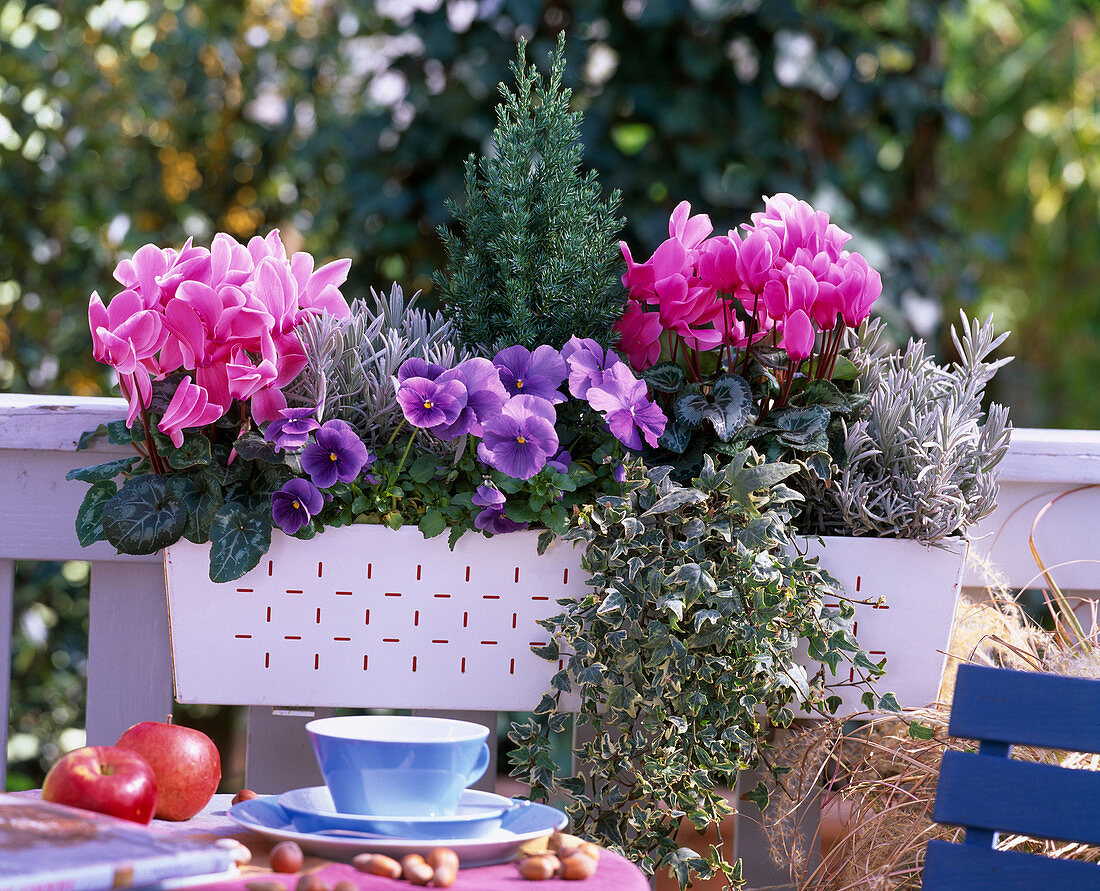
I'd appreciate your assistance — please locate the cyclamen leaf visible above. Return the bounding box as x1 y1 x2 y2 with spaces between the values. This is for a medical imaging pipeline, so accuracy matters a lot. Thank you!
230 433 279 463
208 505 271 582
168 433 212 469
75 480 117 546
66 456 140 483
641 361 687 393
657 421 692 454
101 474 186 555
768 405 830 445
674 389 707 430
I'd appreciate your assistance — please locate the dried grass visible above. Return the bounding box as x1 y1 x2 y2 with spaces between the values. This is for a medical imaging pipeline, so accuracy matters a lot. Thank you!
764 558 1100 890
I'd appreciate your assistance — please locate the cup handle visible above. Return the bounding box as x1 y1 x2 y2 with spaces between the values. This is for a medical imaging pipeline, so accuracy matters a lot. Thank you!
467 741 491 786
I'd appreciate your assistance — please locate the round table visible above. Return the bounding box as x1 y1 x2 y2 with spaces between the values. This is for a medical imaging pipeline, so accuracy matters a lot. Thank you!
99 794 650 890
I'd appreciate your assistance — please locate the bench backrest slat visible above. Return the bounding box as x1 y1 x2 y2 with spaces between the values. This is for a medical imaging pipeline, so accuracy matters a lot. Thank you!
923 839 1100 890
948 665 1100 754
923 664 1100 889
934 750 1100 845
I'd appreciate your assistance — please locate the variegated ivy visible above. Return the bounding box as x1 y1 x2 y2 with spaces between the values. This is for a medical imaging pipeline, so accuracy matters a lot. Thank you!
508 452 895 889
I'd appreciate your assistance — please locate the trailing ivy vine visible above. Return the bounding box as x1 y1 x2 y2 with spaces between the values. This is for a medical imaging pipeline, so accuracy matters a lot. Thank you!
509 452 894 888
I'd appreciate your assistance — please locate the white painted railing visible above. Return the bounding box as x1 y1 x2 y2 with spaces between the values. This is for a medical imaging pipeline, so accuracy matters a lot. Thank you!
2 394 1099 877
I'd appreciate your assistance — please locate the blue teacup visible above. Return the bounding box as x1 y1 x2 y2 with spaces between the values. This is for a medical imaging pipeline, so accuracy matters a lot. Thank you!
305 715 491 817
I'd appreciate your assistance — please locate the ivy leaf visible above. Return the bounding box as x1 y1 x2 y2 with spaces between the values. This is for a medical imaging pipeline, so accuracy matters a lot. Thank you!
668 563 717 597
719 453 798 513
908 720 935 740
665 848 711 890
877 691 902 713
640 360 687 393
66 456 140 483
75 480 117 546
744 779 770 811
208 504 271 582
101 474 187 555
641 487 707 517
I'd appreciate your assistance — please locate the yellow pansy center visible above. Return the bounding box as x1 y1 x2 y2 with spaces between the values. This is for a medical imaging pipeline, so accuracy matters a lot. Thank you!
517 435 526 444
329 452 338 462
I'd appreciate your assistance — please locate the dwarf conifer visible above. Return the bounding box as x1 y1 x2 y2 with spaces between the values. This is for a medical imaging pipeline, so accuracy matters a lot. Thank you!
436 33 626 352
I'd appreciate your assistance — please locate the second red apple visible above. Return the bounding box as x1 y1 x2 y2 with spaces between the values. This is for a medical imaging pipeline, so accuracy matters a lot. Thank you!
116 719 221 821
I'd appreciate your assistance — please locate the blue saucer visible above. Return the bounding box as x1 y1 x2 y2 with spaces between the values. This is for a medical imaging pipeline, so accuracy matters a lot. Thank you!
277 786 521 840
228 794 568 868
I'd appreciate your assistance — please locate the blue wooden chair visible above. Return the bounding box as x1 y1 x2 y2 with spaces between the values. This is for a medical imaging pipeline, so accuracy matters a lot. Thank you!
922 662 1100 889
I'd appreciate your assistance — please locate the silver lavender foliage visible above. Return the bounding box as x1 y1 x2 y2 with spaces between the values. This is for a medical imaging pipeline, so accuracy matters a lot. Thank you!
828 311 1013 543
286 283 468 454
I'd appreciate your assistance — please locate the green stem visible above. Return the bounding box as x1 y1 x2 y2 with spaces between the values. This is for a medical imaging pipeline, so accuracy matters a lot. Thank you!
139 403 166 476
384 419 407 449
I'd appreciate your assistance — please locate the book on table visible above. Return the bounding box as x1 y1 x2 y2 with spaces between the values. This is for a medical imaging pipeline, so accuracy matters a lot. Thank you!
0 793 237 891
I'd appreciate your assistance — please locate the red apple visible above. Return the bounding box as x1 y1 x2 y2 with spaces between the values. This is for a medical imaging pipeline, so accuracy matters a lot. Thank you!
42 745 158 824
116 719 221 821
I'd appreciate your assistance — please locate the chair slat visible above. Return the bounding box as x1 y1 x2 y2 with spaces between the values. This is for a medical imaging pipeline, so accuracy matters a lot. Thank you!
923 839 1100 890
934 751 1100 846
949 664 1100 753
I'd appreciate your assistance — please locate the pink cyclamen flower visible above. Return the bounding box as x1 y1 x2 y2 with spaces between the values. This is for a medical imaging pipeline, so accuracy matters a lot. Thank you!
158 376 225 448
780 309 816 362
734 227 782 295
696 233 742 294
836 252 882 327
668 200 713 250
616 300 663 371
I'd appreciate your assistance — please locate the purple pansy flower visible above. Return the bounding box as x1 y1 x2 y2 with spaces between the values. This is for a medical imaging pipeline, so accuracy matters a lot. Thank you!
432 358 508 440
271 477 324 535
480 394 559 480
264 406 320 451
397 357 446 383
492 344 568 403
546 449 572 475
472 482 506 509
585 363 667 450
613 461 627 483
474 505 527 534
301 419 371 488
396 376 468 430
562 335 621 399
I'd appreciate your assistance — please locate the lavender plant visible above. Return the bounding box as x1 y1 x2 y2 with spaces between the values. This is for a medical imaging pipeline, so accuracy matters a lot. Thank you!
285 283 468 456
818 312 1012 542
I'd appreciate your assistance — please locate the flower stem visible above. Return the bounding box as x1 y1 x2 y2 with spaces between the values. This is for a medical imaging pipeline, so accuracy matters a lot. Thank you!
139 403 167 476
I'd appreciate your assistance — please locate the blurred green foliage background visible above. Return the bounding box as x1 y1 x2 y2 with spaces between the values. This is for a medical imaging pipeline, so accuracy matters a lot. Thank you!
2 0 1098 787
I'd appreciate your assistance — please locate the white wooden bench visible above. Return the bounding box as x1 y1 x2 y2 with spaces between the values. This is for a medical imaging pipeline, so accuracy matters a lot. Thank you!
3 394 1099 883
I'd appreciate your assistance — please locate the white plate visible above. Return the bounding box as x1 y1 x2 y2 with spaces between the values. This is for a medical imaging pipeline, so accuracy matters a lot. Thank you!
227 795 567 868
277 786 520 839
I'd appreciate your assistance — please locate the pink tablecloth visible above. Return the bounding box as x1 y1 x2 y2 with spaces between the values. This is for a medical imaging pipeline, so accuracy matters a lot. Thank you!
19 792 650 890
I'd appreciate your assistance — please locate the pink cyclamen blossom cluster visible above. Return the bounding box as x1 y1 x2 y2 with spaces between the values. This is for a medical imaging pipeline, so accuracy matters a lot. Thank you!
88 230 352 447
616 194 882 375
